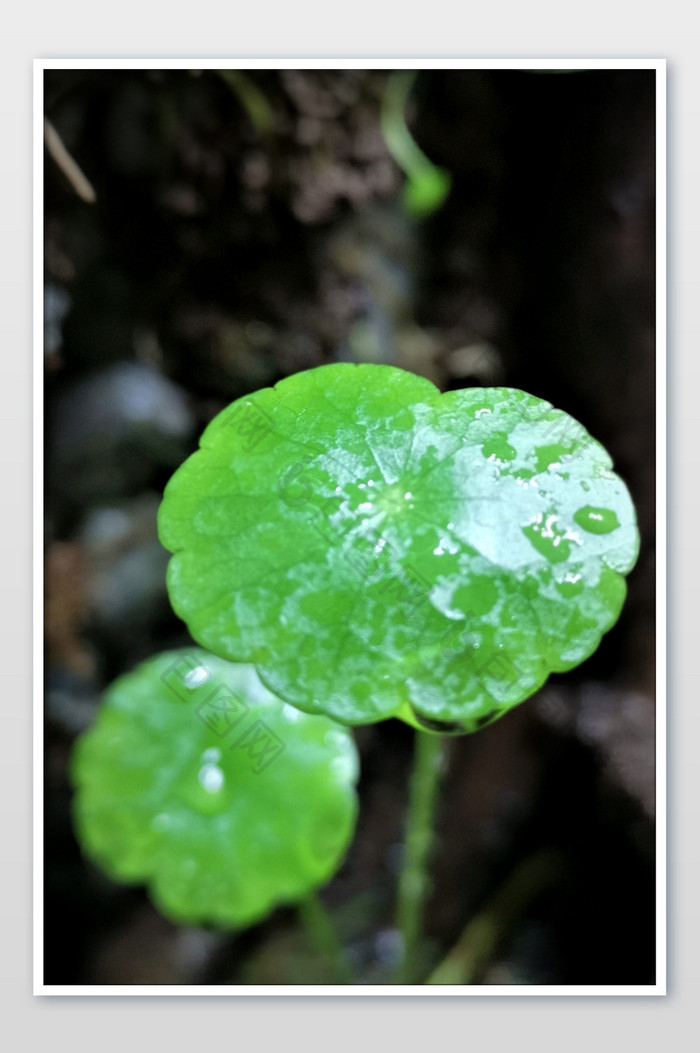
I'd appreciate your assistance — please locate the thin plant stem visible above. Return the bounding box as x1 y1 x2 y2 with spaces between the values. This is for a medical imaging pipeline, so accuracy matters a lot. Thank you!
380 70 427 177
425 848 564 984
44 118 97 203
394 729 444 983
298 891 354 984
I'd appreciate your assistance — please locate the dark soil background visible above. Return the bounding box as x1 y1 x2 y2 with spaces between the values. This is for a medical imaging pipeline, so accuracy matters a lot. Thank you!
43 67 656 986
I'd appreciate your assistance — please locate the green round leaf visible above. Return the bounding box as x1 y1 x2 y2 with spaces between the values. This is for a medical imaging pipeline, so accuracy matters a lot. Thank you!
71 649 359 927
159 364 639 733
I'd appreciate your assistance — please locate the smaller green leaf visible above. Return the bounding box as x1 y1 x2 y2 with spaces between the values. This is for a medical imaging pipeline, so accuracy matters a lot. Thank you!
71 649 359 928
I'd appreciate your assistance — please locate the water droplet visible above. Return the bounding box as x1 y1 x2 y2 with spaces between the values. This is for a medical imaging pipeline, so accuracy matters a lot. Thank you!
184 665 210 689
176 752 229 815
555 571 584 597
330 755 355 782
199 763 224 794
573 505 620 535
522 514 571 563
324 729 348 750
472 711 501 731
409 706 466 735
542 514 558 538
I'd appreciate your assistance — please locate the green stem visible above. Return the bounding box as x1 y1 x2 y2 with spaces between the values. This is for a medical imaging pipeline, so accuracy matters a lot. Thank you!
394 729 444 983
381 70 428 179
380 70 451 217
298 891 354 984
425 849 564 985
216 69 274 133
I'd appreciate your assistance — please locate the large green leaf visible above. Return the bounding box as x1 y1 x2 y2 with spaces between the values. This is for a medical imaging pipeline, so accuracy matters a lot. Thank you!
71 649 359 927
158 364 639 732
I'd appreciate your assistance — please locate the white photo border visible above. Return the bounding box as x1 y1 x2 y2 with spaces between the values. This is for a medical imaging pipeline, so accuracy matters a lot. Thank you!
34 56 666 997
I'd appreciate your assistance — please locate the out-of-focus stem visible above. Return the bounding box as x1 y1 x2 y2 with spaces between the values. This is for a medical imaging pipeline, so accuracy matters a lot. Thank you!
298 891 354 984
426 848 564 985
394 729 444 983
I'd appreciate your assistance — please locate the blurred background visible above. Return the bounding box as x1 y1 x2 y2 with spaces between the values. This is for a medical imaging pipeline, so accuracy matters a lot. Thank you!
44 67 656 985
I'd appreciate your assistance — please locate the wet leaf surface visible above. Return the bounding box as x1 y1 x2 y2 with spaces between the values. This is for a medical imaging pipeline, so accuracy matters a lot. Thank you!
71 649 359 927
159 363 639 731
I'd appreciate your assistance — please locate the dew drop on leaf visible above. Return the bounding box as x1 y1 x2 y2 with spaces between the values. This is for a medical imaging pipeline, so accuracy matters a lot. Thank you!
573 505 620 534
